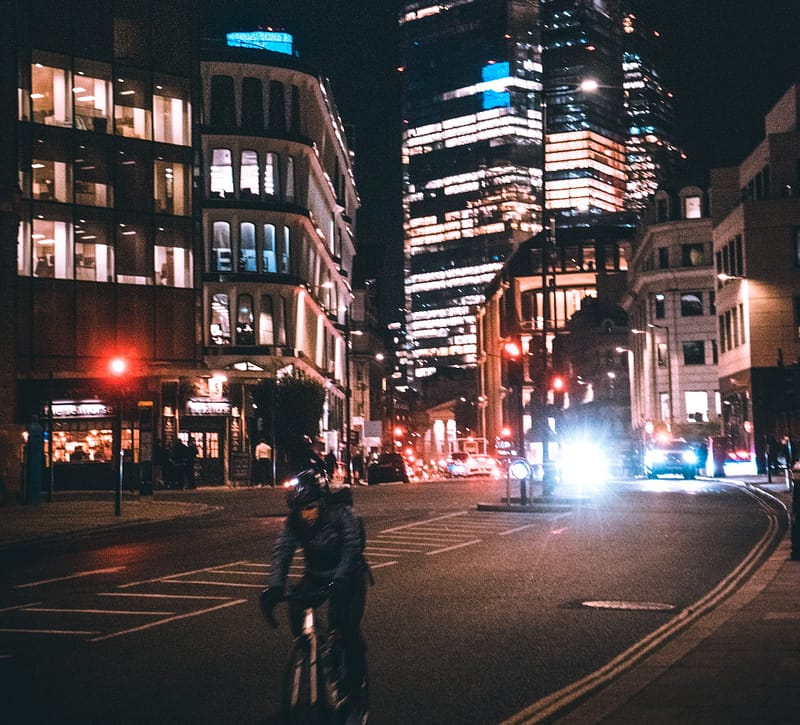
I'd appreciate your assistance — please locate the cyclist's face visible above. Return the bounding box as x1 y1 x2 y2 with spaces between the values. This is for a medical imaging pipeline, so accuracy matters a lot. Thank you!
299 501 320 526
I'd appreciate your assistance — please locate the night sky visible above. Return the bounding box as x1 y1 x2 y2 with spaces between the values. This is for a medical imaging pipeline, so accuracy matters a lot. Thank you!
201 1 800 314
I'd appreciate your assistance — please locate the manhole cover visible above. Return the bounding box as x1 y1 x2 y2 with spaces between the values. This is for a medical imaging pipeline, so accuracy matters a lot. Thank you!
581 600 676 611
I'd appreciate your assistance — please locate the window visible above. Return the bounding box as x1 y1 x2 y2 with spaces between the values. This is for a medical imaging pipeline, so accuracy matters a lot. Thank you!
263 223 277 272
683 195 702 219
31 135 71 202
654 293 665 319
657 248 669 269
115 219 151 284
681 292 703 316
209 75 235 126
685 391 708 422
212 221 231 271
285 156 296 203
210 148 234 198
277 297 288 345
30 54 72 126
32 216 74 280
656 197 668 222
115 145 151 211
239 222 257 271
683 340 706 365
73 59 112 133
210 293 231 344
264 152 280 197
268 80 286 133
114 73 151 140
712 339 718 364
682 243 706 267
236 294 255 345
279 226 290 273
154 158 189 215
75 214 114 282
155 221 192 288
240 150 260 198
259 295 275 345
241 77 264 130
153 75 191 146
290 84 301 135
657 342 668 367
74 142 111 206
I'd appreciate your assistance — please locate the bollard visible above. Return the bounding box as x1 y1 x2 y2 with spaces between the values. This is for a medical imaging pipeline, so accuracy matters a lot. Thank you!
25 417 44 505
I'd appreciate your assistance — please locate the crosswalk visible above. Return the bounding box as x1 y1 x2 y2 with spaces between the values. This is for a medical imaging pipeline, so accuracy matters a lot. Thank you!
0 509 567 650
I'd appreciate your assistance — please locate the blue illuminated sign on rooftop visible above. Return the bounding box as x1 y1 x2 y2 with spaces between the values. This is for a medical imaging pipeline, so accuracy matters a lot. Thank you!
482 62 510 110
226 31 294 55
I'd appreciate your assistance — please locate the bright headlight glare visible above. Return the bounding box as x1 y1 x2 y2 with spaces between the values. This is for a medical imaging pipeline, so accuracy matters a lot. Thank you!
509 459 530 480
682 450 698 464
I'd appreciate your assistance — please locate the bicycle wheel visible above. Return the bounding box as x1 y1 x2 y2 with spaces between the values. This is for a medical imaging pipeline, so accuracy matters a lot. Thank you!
282 638 324 724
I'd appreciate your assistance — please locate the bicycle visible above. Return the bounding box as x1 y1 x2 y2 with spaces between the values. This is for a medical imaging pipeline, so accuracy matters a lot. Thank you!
263 585 368 725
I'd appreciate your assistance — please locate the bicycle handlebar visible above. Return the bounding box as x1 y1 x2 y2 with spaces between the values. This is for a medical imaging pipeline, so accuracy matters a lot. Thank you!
261 585 332 628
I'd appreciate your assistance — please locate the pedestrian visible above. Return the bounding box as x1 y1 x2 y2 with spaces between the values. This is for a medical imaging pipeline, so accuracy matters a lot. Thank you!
186 439 198 489
254 439 272 486
352 450 365 484
324 449 337 479
172 440 190 489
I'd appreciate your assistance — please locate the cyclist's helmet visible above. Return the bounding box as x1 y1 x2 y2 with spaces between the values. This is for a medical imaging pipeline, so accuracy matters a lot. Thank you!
285 468 327 510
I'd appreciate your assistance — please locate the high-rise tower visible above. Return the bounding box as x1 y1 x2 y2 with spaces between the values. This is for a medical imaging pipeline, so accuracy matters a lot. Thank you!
399 1 544 378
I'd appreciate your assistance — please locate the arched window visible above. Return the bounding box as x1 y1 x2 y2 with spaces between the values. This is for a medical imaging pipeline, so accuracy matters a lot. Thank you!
262 223 277 273
239 222 256 271
236 294 255 345
285 156 296 203
290 84 301 135
210 293 231 344
268 80 286 133
210 148 233 198
278 225 290 274
277 296 288 345
241 77 263 130
209 75 235 126
211 221 231 271
259 294 275 345
240 150 259 198
264 152 280 197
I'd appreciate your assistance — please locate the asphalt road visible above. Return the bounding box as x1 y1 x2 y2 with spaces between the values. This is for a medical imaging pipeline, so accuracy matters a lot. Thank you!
0 476 783 724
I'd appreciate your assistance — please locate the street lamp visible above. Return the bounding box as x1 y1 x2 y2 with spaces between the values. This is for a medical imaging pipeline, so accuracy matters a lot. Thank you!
108 356 129 516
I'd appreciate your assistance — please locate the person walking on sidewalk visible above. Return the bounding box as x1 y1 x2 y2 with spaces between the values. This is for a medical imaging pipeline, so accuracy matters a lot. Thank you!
254 439 272 487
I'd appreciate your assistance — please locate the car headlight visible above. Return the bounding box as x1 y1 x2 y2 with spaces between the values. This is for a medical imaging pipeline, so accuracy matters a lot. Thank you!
682 450 698 464
645 451 666 466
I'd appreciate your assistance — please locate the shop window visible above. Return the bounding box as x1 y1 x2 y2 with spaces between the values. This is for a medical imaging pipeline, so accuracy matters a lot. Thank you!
209 75 235 126
264 152 280 197
259 295 275 345
114 73 152 140
242 77 264 130
268 80 286 133
75 214 114 282
681 292 704 316
285 156 296 203
240 150 260 198
155 221 192 288
153 74 191 146
115 220 151 285
210 148 234 198
239 222 257 271
236 294 255 345
263 223 277 272
30 55 72 126
116 145 151 211
73 59 112 133
154 157 189 215
74 141 111 206
210 293 231 344
212 221 231 271
32 216 74 279
683 340 706 365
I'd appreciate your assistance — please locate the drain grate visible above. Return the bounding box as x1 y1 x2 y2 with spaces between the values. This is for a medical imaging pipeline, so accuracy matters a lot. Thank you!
581 600 676 611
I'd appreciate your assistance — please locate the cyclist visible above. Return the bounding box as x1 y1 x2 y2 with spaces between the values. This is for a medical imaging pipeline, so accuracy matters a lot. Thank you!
261 468 370 717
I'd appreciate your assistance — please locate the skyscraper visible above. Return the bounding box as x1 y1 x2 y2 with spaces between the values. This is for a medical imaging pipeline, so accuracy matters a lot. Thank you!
399 0 544 378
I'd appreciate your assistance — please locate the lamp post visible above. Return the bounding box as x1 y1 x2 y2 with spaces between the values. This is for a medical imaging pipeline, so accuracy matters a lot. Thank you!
109 356 128 516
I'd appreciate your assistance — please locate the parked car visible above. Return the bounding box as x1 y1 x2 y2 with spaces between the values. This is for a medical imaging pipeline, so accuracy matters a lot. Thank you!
367 452 409 484
644 439 699 479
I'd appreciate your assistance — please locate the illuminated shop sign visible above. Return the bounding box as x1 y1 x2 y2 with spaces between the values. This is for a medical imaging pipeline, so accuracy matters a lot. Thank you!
51 401 113 418
186 399 231 416
226 31 294 55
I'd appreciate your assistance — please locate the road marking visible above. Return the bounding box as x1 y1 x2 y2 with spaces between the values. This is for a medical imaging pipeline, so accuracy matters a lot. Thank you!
0 627 98 636
118 560 249 588
581 601 676 612
90 598 246 642
0 602 42 613
763 611 800 620
369 561 398 569
161 579 263 588
379 511 468 532
426 539 482 555
15 567 126 589
98 593 233 600
22 607 176 616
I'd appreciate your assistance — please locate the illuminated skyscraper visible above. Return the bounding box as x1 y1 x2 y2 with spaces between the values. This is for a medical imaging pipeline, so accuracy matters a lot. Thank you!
399 1 545 377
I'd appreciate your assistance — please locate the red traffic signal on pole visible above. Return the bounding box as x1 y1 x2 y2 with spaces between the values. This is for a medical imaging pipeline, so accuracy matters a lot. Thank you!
550 374 566 407
109 357 128 377
503 340 522 359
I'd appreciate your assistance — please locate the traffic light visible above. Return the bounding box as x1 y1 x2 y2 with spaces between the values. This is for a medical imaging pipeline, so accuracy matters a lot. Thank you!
550 374 565 408
502 339 524 389
109 357 128 377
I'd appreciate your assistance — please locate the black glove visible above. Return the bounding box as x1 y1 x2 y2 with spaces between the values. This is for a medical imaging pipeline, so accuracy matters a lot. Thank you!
259 587 283 628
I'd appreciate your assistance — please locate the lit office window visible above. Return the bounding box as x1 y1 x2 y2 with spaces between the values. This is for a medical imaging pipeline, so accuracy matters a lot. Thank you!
240 150 260 198
259 295 275 345
114 74 152 140
263 223 277 272
210 148 234 198
236 294 255 345
154 159 189 215
73 59 111 133
32 216 74 280
30 54 72 126
210 293 231 344
264 152 280 197
31 139 71 203
211 220 232 271
285 156 296 202
75 214 113 282
239 222 257 271
74 142 111 206
153 75 191 146
155 222 192 288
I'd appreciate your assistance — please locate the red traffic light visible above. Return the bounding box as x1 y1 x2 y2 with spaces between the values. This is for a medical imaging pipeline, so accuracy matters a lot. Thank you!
109 357 128 377
503 340 522 359
550 375 565 392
